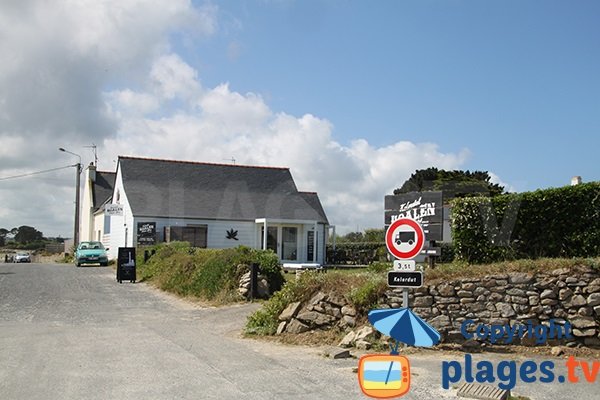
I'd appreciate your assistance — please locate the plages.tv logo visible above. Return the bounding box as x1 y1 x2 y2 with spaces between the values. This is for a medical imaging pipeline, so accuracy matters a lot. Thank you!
358 307 441 398
442 319 600 390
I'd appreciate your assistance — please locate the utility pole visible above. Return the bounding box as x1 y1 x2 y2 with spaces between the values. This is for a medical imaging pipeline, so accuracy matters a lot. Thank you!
59 148 82 248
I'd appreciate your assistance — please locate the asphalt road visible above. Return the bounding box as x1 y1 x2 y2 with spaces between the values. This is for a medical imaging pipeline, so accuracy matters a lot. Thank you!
0 263 597 400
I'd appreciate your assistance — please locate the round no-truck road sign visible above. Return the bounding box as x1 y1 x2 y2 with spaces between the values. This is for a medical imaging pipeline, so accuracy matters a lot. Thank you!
385 217 425 260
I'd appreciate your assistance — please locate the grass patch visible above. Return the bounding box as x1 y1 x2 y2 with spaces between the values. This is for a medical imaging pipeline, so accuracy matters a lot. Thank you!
425 257 600 283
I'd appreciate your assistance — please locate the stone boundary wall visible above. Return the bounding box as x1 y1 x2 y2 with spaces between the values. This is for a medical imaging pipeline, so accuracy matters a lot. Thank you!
403 265 600 347
277 265 600 348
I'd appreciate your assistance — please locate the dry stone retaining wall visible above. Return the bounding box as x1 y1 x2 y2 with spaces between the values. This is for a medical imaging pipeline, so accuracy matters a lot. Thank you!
277 265 600 348
407 265 600 347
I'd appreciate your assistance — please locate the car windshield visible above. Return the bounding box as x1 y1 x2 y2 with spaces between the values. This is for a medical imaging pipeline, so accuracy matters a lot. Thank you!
80 242 104 250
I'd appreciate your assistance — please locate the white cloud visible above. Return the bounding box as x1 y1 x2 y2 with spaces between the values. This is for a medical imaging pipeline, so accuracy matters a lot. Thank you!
0 0 217 236
151 54 202 100
101 55 471 234
0 1 480 237
489 172 517 193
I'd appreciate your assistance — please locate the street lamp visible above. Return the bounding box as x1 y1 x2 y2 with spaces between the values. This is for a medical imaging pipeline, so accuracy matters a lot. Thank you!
59 147 82 249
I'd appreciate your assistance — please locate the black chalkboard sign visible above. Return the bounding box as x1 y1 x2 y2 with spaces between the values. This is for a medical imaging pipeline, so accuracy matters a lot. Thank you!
384 191 444 241
137 222 156 246
117 247 136 283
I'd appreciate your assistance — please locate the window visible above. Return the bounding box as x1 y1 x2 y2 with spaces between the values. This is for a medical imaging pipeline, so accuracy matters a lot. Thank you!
261 226 278 253
104 214 111 234
165 226 207 248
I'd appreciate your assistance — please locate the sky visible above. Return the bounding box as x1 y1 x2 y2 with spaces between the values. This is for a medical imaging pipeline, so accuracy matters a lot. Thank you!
0 0 598 238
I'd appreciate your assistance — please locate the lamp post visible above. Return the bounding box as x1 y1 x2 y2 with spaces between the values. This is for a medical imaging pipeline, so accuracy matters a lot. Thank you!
59 147 82 248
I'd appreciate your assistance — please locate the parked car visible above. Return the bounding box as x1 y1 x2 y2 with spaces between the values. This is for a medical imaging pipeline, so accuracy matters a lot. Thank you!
75 241 109 267
13 253 31 263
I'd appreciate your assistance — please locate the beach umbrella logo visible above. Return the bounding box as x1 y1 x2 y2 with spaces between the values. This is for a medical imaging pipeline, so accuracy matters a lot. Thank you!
368 307 441 348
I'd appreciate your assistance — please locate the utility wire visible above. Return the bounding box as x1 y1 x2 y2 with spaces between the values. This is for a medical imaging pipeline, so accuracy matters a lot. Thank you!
0 165 75 181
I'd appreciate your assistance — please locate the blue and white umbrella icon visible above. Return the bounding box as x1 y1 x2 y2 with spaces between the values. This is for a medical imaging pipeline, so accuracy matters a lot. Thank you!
368 307 441 348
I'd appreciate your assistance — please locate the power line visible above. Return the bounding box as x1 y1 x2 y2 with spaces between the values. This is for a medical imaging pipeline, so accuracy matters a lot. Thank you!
0 165 75 181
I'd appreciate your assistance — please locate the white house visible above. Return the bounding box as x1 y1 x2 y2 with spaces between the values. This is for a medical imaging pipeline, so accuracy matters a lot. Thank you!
80 165 116 245
80 156 329 265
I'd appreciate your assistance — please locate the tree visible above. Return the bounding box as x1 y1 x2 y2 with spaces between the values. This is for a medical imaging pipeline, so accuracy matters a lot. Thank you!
339 231 364 243
363 228 385 242
0 228 8 247
394 167 504 200
331 228 385 244
14 226 44 244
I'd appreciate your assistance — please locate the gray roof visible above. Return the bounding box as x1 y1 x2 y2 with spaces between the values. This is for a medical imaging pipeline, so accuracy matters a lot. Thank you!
92 171 116 212
118 156 328 224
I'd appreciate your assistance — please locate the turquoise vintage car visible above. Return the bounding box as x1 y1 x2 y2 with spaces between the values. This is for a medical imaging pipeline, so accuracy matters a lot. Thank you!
75 241 109 267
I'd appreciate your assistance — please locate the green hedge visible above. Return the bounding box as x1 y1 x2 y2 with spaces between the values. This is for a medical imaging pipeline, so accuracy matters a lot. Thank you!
326 242 386 265
452 182 600 263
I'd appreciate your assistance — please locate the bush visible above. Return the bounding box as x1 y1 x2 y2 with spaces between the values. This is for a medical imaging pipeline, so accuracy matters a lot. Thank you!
452 182 600 263
367 261 391 273
137 242 283 302
439 242 456 263
245 270 387 335
348 274 387 312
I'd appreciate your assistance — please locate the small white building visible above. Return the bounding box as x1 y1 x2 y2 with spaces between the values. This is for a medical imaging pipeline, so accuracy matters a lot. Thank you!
80 156 329 265
80 165 116 245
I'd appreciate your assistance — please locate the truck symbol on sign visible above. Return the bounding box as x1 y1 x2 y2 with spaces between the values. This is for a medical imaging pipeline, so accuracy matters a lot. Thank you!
395 231 415 246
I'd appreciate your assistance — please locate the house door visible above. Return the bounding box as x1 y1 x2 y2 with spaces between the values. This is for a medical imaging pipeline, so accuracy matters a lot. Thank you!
281 227 298 261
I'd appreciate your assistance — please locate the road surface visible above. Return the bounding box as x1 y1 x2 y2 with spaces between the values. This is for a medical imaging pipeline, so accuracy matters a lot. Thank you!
0 263 597 399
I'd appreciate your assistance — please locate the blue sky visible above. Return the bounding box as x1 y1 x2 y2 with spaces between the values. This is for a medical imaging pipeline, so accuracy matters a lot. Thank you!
192 0 600 192
0 0 598 236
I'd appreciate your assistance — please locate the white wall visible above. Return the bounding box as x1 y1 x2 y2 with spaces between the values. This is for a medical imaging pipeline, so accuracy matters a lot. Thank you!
134 217 257 249
80 167 94 242
107 166 134 260
93 212 108 246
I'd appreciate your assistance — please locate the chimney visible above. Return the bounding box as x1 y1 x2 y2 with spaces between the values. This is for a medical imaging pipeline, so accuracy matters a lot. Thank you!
87 163 97 182
571 176 582 186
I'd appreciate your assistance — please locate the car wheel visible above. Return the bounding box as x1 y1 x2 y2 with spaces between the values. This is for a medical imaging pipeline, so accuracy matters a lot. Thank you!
100 262 108 267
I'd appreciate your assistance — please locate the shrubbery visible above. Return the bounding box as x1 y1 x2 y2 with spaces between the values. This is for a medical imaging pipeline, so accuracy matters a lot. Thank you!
138 242 283 303
326 242 386 265
452 182 600 263
245 271 387 335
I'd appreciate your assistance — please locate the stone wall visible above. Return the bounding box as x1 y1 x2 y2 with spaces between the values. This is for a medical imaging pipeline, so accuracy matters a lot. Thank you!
277 265 600 348
406 265 600 347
